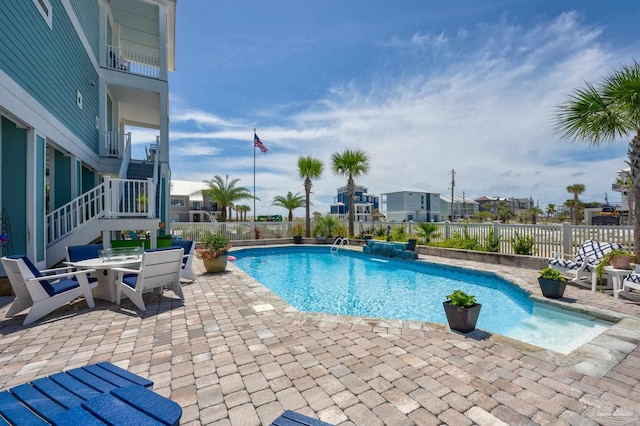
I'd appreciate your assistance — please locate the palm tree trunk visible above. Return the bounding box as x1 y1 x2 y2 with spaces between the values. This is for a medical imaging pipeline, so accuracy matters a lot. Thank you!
629 135 640 257
347 176 355 236
304 178 311 238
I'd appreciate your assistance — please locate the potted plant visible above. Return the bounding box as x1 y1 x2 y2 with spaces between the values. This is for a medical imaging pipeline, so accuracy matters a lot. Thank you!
538 267 568 299
196 233 231 273
442 289 481 333
291 224 305 244
596 248 637 280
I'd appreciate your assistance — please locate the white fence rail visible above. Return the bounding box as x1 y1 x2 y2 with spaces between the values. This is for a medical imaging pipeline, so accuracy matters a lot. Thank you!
105 45 160 79
169 220 633 258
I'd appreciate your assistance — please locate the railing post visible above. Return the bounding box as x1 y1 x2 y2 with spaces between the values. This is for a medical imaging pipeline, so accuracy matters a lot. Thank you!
147 178 155 218
562 222 572 255
103 177 112 218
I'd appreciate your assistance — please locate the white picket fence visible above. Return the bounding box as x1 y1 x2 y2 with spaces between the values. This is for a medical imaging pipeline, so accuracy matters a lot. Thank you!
169 220 633 258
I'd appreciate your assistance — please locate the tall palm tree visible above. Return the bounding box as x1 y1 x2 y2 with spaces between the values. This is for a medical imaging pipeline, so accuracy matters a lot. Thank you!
555 61 640 255
545 203 556 223
566 184 585 225
202 175 254 222
298 156 324 237
272 191 305 222
235 204 251 221
331 149 370 236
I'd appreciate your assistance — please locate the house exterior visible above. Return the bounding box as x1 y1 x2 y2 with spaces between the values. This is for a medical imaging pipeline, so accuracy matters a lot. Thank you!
475 196 534 215
0 0 176 268
330 185 380 222
381 191 442 222
439 195 479 221
170 180 220 223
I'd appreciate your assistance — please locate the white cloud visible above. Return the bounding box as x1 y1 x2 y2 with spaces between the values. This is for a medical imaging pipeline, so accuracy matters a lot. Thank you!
169 12 632 215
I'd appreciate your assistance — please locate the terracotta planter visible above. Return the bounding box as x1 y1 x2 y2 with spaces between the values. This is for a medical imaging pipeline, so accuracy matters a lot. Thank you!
442 301 481 333
610 255 633 270
203 255 228 273
538 277 567 299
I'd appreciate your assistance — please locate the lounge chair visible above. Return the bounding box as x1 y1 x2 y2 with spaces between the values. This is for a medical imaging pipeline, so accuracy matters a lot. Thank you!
170 239 196 281
113 247 184 311
66 244 104 262
548 240 624 290
618 266 640 300
0 362 181 425
1 255 97 325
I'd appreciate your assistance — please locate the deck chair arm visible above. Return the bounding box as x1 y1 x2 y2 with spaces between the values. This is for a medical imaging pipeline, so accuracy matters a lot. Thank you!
27 269 97 282
40 266 75 275
112 267 140 282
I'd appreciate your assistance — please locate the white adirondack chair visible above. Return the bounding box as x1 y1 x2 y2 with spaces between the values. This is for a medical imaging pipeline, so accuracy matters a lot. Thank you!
113 248 184 311
1 255 97 325
548 240 623 289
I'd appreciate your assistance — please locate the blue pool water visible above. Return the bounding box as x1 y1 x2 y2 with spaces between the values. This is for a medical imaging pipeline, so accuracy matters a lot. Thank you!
233 246 610 353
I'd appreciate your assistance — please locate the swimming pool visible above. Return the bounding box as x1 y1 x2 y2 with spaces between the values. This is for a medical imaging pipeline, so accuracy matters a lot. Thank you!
232 246 610 354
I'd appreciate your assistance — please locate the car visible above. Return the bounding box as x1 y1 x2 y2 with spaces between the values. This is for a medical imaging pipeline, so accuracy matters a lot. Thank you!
600 206 618 216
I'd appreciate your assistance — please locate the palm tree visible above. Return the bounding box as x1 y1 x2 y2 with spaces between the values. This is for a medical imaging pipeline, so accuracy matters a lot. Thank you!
202 175 255 222
235 204 251 221
566 184 585 225
545 203 556 223
298 156 324 237
331 149 370 236
272 191 305 222
555 61 640 255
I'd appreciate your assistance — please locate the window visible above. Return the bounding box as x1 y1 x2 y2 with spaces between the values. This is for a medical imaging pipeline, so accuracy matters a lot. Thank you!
171 199 185 207
192 201 201 210
33 0 53 29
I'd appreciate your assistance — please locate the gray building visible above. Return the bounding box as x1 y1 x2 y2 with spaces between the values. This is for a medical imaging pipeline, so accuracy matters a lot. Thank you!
381 190 441 222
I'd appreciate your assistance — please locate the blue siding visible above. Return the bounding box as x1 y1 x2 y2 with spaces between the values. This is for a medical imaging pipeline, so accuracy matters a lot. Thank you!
1 117 28 255
0 0 99 153
69 0 99 59
54 150 72 209
36 135 46 262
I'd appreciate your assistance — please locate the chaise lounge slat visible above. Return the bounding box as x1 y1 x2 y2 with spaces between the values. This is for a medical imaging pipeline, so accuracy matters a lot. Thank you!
0 391 48 426
0 362 181 425
271 410 333 426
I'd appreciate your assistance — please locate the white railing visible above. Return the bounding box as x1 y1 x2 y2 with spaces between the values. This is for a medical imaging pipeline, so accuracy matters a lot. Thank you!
105 131 131 159
47 183 106 245
46 178 156 245
105 45 160 79
169 220 634 259
104 177 155 218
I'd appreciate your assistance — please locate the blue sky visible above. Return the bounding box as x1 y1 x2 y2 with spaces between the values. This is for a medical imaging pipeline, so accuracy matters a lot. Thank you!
145 0 640 217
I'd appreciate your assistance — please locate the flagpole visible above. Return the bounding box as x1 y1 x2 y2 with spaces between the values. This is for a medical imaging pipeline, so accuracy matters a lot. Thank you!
253 128 256 224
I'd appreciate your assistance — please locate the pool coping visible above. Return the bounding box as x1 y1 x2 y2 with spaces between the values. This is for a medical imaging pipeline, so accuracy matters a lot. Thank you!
230 244 640 378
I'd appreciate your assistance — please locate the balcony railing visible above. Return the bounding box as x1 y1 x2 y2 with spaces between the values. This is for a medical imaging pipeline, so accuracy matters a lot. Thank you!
105 45 160 79
105 131 131 158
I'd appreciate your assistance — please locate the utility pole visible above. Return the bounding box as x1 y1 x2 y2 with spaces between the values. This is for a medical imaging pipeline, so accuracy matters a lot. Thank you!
450 169 455 221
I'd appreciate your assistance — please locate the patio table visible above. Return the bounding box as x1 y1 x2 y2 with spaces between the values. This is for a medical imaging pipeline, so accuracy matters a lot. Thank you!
67 256 141 302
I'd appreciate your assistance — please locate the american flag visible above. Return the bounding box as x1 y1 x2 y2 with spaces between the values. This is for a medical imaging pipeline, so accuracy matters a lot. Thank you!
254 133 268 153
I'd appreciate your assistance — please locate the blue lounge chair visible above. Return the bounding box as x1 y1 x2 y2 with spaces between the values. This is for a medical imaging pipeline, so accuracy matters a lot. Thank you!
0 362 181 425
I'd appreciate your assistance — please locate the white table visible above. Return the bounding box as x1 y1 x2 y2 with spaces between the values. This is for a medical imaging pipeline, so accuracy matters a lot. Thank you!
604 266 632 299
67 257 141 302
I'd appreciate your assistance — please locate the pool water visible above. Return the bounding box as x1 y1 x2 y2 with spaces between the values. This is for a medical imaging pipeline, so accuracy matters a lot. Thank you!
233 246 610 354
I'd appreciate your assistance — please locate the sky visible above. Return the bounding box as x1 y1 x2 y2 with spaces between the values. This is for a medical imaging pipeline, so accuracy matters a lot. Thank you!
140 0 640 217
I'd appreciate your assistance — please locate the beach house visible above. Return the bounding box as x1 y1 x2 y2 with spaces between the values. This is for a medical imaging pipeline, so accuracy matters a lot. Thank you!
0 0 176 268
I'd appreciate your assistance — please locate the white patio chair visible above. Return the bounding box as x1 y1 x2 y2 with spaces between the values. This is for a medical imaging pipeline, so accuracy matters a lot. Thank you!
618 266 640 300
113 247 184 311
171 239 195 282
548 240 624 290
1 255 97 325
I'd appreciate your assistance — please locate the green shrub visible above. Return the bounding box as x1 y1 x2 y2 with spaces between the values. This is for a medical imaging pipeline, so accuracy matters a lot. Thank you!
483 228 501 253
539 267 567 282
416 222 441 244
434 229 483 251
390 225 409 242
510 232 535 255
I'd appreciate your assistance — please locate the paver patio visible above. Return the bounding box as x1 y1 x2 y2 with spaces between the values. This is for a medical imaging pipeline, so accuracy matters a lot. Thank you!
1 248 640 425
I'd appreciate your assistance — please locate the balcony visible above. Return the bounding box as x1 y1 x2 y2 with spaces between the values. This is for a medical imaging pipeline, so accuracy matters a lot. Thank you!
105 45 160 79
104 131 131 158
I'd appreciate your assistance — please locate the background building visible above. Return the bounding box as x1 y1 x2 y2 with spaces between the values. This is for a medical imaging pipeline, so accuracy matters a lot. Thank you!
439 195 479 221
381 190 441 222
330 185 380 222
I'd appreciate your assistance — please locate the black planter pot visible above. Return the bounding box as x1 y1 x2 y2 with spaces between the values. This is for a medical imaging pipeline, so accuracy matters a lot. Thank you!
442 301 482 333
293 236 303 244
538 277 567 299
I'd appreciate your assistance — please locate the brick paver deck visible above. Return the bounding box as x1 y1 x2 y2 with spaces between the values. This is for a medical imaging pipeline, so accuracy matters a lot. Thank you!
1 248 640 425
